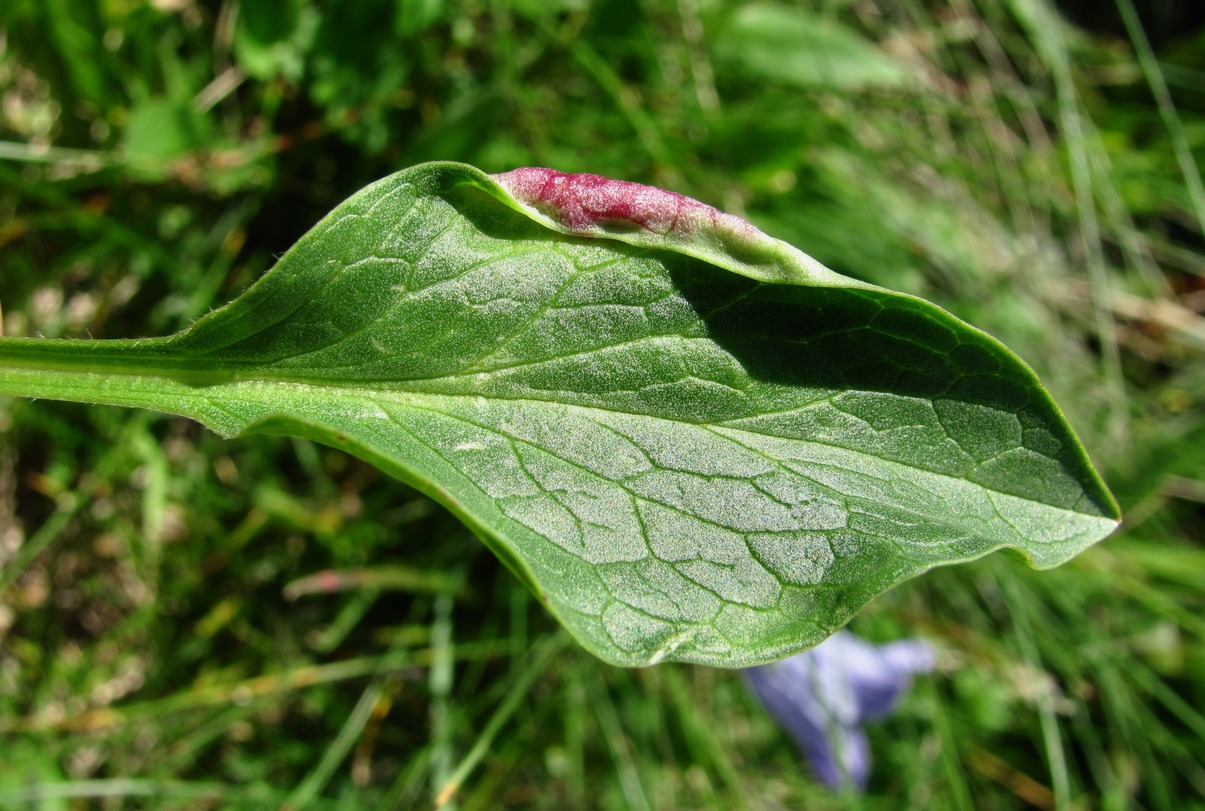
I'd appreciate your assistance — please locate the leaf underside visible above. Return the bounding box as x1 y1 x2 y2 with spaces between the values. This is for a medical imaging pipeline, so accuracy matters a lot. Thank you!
0 162 1119 666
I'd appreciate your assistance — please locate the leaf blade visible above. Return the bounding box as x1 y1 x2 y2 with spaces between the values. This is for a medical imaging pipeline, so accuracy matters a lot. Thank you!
0 161 1119 666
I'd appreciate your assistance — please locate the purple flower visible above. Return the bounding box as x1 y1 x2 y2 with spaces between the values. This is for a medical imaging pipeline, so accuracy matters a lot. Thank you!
743 631 935 791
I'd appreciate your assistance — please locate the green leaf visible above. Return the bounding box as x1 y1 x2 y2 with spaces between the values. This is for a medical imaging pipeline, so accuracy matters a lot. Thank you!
232 0 317 82
0 162 1118 667
124 97 211 161
712 3 909 91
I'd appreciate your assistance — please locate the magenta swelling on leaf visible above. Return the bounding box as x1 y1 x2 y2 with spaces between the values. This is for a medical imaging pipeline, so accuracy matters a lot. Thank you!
0 161 1120 667
493 167 758 237
491 166 855 288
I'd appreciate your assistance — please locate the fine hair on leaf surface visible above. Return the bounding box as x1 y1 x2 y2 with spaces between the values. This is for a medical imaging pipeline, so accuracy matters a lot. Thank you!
0 161 1119 667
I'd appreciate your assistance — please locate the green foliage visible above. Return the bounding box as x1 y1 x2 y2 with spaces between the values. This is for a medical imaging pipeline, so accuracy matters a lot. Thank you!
713 3 909 90
0 161 1117 666
0 0 1203 807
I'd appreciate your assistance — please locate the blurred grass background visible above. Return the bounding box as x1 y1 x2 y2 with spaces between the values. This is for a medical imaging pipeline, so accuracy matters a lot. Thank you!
1 0 1203 808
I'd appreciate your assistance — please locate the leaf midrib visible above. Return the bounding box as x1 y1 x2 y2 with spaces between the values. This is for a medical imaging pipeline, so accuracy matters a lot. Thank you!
210 374 1107 525
0 341 1110 523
